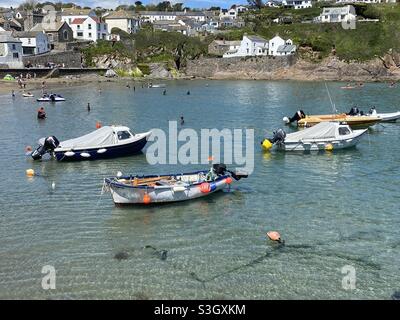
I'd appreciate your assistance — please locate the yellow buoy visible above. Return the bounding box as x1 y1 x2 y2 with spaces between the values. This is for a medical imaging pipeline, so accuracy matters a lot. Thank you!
26 169 35 177
325 143 334 151
262 139 273 151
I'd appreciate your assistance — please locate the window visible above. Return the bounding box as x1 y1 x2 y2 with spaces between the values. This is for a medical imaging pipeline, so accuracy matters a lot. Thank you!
12 44 16 50
339 127 351 136
63 30 69 41
88 33 92 38
69 18 72 24
28 38 31 44
13 52 19 59
117 131 132 140
88 24 92 30
97 24 100 31
77 32 83 37
77 25 80 30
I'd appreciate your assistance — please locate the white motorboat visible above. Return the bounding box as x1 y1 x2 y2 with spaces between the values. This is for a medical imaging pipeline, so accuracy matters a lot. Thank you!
368 107 400 122
37 94 65 102
262 122 367 152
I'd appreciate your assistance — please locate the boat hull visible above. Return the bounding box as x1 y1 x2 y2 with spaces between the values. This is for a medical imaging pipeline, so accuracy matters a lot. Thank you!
377 112 400 122
54 136 148 161
298 115 380 129
276 133 365 152
105 174 230 205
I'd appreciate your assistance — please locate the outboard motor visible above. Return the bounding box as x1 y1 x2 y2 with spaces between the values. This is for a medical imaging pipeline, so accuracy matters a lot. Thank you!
213 163 227 175
271 129 286 144
283 110 305 124
347 107 360 116
31 136 60 160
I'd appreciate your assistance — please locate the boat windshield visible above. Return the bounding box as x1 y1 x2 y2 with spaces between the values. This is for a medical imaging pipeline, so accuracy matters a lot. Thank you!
339 127 351 135
117 131 132 140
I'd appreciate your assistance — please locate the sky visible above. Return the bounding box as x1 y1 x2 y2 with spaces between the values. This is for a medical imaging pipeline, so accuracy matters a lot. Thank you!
0 0 249 10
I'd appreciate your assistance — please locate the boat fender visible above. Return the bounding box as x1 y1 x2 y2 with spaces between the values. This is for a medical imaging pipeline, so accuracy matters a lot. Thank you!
143 193 151 204
325 143 334 151
97 148 107 154
261 139 273 151
64 151 75 157
80 152 91 158
225 177 233 185
199 182 211 193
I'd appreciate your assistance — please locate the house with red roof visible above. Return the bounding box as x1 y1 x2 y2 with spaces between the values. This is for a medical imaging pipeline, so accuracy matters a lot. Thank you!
60 8 108 42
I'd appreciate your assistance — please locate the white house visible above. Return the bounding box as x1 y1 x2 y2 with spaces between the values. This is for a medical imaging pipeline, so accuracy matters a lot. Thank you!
12 31 50 56
223 35 269 58
268 36 295 56
61 8 97 26
282 0 313 9
220 7 238 20
70 16 108 42
0 32 23 68
317 5 357 23
103 10 140 34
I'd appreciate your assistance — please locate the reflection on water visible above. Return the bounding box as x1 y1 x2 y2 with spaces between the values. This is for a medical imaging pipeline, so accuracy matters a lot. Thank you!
0 80 399 299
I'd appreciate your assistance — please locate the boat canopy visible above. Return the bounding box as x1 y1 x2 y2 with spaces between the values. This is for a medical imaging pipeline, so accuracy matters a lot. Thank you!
287 122 340 141
59 126 127 149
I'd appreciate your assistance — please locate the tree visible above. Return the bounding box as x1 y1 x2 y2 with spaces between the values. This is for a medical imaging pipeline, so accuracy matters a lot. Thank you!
172 3 183 11
19 0 38 10
208 6 221 11
247 0 264 9
156 1 172 12
134 1 142 6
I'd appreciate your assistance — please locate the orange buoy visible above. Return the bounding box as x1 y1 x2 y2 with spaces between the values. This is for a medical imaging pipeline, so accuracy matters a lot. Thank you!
143 193 151 204
96 121 102 129
225 177 233 185
199 182 211 193
267 231 281 242
26 169 35 177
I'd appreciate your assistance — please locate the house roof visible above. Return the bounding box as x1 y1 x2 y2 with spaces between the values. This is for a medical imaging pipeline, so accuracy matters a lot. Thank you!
31 21 68 32
277 44 296 53
61 8 93 16
104 10 136 19
12 31 42 38
246 35 268 42
0 31 22 43
71 18 87 24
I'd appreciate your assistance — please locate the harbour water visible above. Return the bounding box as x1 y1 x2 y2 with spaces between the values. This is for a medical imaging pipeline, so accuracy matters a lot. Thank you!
0 80 399 299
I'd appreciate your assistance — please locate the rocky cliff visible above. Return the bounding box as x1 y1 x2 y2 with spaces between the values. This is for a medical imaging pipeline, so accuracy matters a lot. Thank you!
184 52 400 82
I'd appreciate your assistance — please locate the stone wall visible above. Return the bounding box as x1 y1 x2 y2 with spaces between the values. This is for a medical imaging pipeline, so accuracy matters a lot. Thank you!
184 55 297 79
22 51 83 68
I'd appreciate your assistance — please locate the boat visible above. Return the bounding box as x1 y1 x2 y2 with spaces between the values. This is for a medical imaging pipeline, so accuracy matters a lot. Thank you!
103 164 248 205
283 109 381 129
148 83 166 88
37 93 65 102
262 122 367 152
30 125 151 161
22 92 34 97
367 107 400 123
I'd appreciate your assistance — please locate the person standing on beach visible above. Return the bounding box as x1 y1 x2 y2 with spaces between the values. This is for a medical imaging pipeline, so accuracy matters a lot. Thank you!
12 90 15 98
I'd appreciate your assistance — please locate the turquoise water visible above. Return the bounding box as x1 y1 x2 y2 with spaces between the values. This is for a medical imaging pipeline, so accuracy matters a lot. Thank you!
0 80 399 299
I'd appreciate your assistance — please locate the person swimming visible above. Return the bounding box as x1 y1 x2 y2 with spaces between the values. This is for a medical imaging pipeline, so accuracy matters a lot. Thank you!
37 107 46 119
187 90 190 95
12 90 15 97
87 103 91 112
180 116 184 125
163 90 166 95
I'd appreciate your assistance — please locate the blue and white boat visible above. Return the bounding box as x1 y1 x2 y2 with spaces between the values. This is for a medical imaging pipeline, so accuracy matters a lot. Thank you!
31 125 151 161
104 164 248 205
37 93 65 102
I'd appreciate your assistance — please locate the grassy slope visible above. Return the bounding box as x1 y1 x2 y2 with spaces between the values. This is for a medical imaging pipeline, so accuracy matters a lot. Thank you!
224 3 400 62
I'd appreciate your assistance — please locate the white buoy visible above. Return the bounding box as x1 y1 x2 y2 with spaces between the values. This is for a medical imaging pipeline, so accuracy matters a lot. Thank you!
51 182 56 190
283 116 290 124
117 171 123 178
